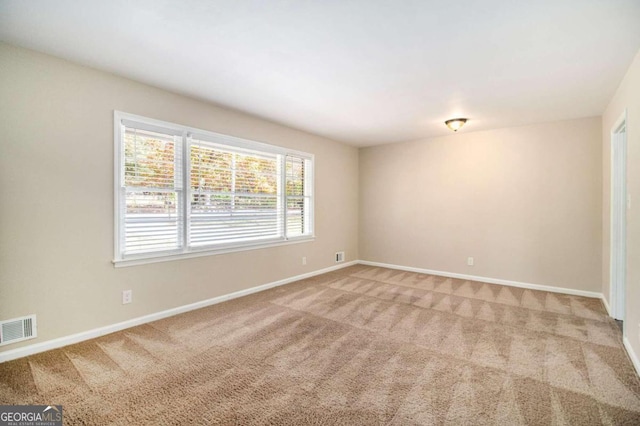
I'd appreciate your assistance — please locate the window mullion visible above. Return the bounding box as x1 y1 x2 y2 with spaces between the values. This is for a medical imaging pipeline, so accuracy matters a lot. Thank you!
281 155 288 239
305 157 314 236
182 134 191 252
231 153 237 215
276 155 283 238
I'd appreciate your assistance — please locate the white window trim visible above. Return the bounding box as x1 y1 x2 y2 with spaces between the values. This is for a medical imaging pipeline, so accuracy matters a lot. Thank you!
113 111 315 267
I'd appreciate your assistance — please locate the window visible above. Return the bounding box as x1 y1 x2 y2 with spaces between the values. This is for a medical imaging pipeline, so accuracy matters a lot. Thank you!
114 112 314 265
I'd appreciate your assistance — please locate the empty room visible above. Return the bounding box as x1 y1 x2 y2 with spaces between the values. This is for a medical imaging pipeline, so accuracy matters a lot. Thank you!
1 0 640 424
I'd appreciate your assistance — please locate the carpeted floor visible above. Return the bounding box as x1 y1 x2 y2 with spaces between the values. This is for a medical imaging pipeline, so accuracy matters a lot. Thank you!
1 265 640 424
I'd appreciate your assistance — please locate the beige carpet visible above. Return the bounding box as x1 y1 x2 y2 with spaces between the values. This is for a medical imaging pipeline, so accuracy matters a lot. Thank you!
1 265 639 424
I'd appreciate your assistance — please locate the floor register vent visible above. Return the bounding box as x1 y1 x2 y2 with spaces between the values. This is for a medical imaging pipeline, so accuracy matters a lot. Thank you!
0 315 37 346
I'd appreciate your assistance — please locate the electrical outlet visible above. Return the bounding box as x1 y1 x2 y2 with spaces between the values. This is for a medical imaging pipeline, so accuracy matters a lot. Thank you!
467 257 474 266
122 290 132 304
335 251 345 263
302 256 307 265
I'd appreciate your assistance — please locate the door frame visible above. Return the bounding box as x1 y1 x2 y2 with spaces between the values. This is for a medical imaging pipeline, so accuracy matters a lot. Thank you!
610 109 627 322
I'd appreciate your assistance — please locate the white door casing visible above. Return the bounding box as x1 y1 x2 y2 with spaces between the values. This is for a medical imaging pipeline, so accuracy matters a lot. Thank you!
610 110 627 322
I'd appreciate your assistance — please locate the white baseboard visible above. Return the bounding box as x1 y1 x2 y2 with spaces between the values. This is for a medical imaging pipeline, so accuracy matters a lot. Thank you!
357 260 602 299
0 259 624 368
601 294 611 315
0 260 357 364
623 337 640 377
360 260 640 378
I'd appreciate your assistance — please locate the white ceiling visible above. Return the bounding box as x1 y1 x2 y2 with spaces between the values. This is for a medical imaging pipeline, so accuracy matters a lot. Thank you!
1 1 639 146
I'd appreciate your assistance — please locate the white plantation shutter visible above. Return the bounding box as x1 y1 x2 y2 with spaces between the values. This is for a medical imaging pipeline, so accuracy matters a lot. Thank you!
189 139 282 247
120 125 183 255
114 112 314 264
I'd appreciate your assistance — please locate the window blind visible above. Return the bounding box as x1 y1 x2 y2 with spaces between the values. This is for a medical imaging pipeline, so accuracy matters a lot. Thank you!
115 112 314 264
121 127 183 255
189 139 281 247
285 155 311 237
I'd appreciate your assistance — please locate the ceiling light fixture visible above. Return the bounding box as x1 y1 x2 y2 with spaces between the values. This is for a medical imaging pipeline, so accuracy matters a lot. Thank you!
445 118 468 132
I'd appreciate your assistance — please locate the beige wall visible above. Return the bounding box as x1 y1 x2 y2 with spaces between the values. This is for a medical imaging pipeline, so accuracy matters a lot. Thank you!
0 43 359 353
602 50 640 361
0 41 628 359
360 118 602 292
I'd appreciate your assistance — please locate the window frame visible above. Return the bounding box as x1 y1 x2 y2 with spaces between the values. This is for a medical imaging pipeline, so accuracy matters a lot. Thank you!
113 111 315 267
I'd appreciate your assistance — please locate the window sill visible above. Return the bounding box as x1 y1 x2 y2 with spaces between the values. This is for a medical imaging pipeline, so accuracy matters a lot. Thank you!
112 236 315 268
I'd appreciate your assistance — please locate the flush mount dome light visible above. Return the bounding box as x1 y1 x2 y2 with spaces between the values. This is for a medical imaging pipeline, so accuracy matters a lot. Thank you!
445 118 468 132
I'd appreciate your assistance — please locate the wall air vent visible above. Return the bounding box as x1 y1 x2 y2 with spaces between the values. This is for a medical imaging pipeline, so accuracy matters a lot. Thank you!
0 315 37 347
